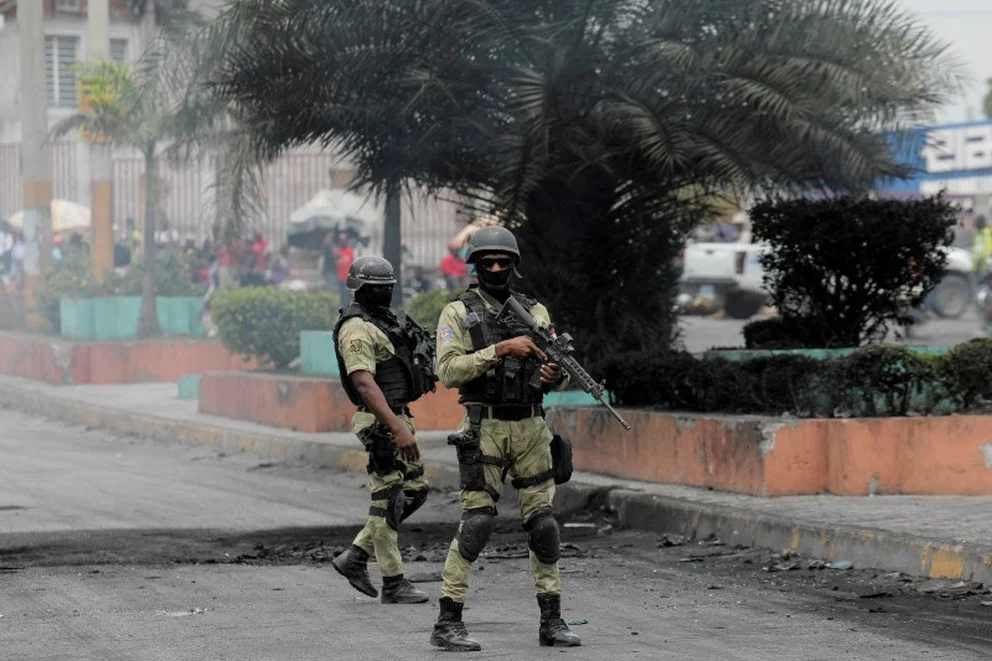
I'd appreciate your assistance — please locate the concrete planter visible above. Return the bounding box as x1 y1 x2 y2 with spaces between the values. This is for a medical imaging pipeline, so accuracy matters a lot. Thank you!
300 331 339 377
59 298 96 341
0 332 251 385
546 405 992 497
59 296 205 340
198 371 466 433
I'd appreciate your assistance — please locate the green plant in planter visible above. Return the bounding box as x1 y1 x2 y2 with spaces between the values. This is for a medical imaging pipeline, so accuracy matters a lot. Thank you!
210 287 337 368
406 289 451 331
751 195 956 348
938 338 992 409
34 248 98 333
827 344 938 417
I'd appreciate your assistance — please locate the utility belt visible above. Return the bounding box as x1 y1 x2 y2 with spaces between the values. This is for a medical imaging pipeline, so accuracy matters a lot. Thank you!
467 403 544 421
357 404 411 416
447 405 572 502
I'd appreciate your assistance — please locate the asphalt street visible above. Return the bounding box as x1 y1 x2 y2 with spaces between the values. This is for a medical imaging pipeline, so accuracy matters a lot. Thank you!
678 309 988 353
1 410 990 660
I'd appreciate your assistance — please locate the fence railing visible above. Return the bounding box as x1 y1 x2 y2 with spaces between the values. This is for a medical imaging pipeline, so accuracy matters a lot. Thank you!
0 143 466 268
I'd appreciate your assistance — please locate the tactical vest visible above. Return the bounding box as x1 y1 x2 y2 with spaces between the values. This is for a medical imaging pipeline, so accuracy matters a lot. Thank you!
333 302 438 408
457 289 544 406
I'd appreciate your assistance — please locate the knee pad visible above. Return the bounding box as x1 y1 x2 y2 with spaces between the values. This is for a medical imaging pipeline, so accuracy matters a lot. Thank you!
400 488 429 523
370 484 405 531
457 507 495 563
524 509 560 565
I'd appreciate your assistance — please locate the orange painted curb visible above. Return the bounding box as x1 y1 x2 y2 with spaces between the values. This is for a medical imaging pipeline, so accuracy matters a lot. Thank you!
547 407 992 497
198 371 465 433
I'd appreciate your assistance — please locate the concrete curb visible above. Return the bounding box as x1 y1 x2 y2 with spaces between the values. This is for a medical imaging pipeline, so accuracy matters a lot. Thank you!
1 381 990 584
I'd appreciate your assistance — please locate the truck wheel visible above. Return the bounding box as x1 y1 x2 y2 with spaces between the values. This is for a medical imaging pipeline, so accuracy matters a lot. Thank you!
724 291 765 320
932 273 972 320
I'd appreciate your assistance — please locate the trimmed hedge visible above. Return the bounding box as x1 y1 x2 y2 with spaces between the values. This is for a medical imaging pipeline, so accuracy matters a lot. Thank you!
602 339 992 418
407 289 451 331
211 287 338 368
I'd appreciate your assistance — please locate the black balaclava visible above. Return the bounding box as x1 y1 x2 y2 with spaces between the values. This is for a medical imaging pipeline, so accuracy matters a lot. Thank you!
356 284 394 310
475 253 514 301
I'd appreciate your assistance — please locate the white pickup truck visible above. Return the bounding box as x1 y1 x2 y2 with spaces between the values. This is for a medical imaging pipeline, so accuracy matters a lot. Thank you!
680 242 974 320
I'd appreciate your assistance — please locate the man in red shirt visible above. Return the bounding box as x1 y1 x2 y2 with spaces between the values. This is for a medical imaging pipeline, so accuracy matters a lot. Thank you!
333 232 356 304
441 244 469 291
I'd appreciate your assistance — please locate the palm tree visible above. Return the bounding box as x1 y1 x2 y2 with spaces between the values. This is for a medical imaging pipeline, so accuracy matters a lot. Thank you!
51 52 225 337
195 0 962 363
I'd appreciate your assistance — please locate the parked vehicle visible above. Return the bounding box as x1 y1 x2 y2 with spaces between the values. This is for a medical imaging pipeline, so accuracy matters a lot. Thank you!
681 241 974 320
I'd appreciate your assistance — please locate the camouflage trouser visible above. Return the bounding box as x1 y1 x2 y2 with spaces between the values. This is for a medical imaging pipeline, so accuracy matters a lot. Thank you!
350 411 429 578
440 415 560 603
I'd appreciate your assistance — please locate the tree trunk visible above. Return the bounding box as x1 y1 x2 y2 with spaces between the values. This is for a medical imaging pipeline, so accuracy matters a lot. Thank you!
384 181 403 307
137 150 160 338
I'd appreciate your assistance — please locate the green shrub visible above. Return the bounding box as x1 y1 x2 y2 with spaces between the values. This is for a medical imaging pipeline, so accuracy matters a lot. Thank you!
102 251 206 298
604 351 820 415
938 338 992 409
742 317 807 350
751 195 956 348
602 341 991 418
34 248 97 332
210 287 338 368
406 289 451 331
35 249 208 333
828 344 940 417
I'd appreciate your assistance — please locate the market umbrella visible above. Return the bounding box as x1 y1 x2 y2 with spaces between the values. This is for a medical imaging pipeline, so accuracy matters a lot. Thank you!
287 189 384 249
6 199 91 235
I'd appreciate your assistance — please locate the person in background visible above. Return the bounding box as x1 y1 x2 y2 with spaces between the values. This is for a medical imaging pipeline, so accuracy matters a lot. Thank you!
127 218 142 264
69 232 87 254
333 232 356 304
321 231 338 293
441 244 469 291
972 215 992 285
269 244 290 286
52 235 63 264
11 234 25 282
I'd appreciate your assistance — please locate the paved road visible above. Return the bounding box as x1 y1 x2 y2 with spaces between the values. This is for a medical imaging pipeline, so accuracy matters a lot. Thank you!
1 411 989 660
679 310 987 354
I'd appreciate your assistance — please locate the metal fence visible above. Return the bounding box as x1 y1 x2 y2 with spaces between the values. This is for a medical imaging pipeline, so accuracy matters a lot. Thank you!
0 143 464 268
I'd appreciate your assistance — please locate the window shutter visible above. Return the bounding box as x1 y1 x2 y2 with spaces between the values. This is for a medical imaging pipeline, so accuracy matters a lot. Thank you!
110 39 128 63
57 36 79 108
45 36 56 107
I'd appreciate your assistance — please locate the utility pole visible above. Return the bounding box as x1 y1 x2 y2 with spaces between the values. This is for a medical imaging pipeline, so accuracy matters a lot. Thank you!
87 0 114 282
384 181 403 307
19 0 52 328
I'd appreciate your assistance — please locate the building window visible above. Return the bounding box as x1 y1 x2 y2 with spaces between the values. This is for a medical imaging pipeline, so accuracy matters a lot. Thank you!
110 38 128 63
45 35 80 108
56 0 80 10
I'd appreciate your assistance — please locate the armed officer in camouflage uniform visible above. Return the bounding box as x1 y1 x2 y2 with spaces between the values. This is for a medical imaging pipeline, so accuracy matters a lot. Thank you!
429 226 582 651
330 256 438 605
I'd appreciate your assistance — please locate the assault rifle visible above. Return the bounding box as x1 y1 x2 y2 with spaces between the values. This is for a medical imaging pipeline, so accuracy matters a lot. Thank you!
496 295 631 431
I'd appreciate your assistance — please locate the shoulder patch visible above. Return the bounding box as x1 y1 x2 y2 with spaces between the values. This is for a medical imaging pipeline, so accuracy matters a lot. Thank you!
437 325 455 345
348 338 364 355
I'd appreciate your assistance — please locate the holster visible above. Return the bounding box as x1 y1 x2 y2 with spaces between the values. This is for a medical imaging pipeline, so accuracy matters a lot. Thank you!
447 406 486 492
358 423 398 476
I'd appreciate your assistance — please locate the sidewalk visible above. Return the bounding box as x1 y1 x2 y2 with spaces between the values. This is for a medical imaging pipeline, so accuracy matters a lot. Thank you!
0 375 990 584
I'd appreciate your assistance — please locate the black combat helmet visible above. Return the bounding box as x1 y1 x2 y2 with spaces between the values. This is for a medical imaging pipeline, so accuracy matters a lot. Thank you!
347 255 397 291
464 226 520 264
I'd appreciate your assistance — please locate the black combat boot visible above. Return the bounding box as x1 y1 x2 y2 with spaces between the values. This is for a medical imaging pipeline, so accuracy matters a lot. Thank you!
381 575 429 604
331 545 378 598
430 597 482 652
537 593 582 647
